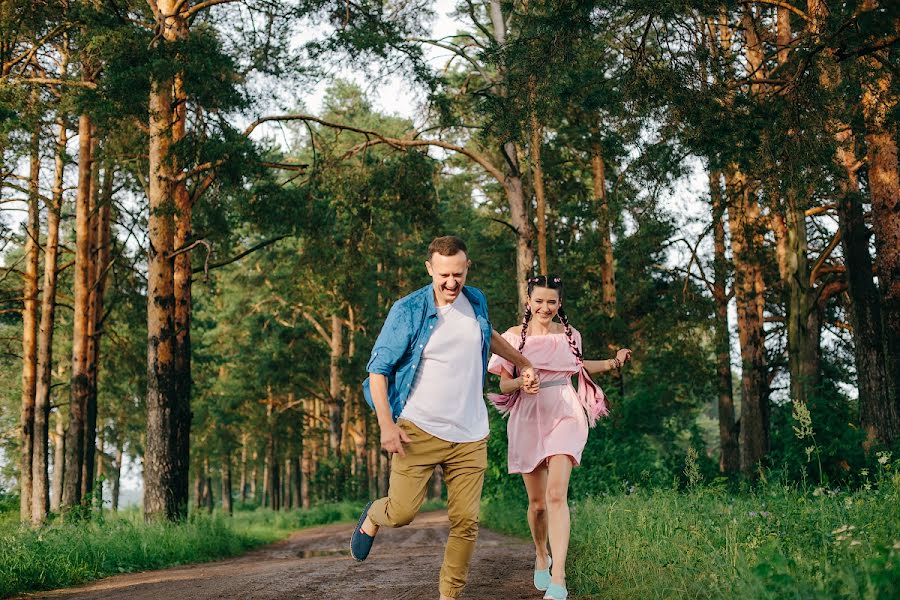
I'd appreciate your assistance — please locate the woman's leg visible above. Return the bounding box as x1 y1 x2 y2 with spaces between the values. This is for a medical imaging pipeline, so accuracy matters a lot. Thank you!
521 465 550 569
545 455 573 586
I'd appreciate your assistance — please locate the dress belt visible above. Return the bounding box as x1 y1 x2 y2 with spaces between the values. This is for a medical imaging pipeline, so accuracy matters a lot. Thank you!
539 378 570 389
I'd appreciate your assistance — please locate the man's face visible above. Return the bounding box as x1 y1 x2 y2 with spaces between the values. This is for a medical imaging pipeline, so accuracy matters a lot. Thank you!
425 252 470 306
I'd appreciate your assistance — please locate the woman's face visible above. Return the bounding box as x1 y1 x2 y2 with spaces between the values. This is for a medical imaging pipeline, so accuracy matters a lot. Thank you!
528 286 560 324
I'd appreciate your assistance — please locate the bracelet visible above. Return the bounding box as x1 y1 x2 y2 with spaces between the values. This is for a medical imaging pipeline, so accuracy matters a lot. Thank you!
612 357 622 370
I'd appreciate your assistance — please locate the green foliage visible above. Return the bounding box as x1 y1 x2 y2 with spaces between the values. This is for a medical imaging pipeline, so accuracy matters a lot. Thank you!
484 473 900 600
0 501 389 599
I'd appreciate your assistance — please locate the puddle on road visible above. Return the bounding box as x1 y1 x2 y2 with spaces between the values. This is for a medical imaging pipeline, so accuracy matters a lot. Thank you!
296 548 351 558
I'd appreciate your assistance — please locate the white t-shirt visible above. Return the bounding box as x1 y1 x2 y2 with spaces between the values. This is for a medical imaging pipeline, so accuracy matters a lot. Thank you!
399 293 489 443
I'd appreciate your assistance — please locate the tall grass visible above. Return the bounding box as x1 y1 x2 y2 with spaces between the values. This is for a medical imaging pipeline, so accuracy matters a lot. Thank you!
0 499 416 599
483 471 899 599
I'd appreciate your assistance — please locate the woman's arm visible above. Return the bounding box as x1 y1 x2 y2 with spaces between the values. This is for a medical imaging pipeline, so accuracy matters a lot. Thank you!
490 329 539 392
498 368 527 394
583 348 632 376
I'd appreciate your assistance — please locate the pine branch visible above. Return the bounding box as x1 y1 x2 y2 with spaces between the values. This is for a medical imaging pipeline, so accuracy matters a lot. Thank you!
245 113 507 187
809 230 842 286
740 0 810 22
192 235 290 274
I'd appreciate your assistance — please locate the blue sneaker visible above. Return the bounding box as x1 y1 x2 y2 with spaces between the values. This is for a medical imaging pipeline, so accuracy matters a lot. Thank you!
543 582 568 600
350 500 376 561
534 555 552 591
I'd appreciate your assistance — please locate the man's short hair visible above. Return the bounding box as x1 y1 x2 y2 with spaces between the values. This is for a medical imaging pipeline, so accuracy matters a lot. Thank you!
427 236 468 260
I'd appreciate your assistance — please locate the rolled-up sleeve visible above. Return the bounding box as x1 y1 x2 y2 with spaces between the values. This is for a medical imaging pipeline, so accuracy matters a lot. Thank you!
366 302 410 376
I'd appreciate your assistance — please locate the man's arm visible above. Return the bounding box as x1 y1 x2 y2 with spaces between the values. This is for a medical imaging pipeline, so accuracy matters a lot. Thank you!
366 301 414 456
369 373 412 457
490 329 539 393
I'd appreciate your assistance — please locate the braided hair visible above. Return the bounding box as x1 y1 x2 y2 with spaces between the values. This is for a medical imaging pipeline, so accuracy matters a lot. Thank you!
521 274 583 364
557 306 583 363
518 304 532 352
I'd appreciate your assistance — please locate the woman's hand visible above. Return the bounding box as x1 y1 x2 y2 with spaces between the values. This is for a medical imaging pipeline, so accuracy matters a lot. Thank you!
519 369 540 394
616 348 632 365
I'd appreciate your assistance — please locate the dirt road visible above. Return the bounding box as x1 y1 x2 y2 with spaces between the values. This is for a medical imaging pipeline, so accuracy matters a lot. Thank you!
23 511 550 600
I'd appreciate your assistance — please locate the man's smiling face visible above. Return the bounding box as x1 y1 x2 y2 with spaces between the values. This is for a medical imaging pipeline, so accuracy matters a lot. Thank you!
425 251 470 306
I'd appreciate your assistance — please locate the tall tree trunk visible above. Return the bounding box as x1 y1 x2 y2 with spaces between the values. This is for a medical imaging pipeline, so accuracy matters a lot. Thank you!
592 143 616 316
300 399 310 509
144 2 191 521
773 9 822 406
83 162 113 499
378 451 390 499
112 439 123 512
862 66 900 440
172 73 194 512
347 417 367 494
265 450 278 511
328 314 343 454
193 469 203 510
239 433 248 502
726 169 769 473
300 447 311 509
283 452 292 509
264 387 276 509
489 0 534 306
50 411 65 512
367 444 378 499
82 136 102 501
807 0 895 445
63 113 94 511
710 170 738 473
529 83 548 275
95 430 105 509
262 454 270 507
775 191 820 405
290 454 301 510
19 121 41 521
32 118 67 524
505 145 534 308
204 458 213 513
250 450 258 502
729 8 771 473
222 450 234 516
280 460 287 511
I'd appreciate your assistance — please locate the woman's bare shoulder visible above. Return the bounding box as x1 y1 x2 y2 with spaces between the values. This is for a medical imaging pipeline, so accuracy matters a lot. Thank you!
507 325 523 335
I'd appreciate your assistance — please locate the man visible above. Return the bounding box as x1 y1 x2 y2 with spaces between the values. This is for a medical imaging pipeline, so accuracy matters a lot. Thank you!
351 235 539 599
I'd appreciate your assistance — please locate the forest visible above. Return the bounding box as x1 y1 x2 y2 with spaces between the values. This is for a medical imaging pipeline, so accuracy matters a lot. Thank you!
0 0 898 598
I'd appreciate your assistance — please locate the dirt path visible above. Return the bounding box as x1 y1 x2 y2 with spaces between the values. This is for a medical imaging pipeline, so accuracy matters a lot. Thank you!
22 511 551 600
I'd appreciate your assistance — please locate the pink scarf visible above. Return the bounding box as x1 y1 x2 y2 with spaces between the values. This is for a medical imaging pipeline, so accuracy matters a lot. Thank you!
487 366 609 427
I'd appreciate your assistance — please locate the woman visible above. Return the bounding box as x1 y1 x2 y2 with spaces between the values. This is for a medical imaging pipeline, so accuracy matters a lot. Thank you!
487 275 631 600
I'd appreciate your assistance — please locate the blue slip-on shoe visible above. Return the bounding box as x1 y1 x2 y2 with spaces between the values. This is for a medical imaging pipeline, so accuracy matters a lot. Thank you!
543 582 568 600
534 555 552 591
350 500 376 562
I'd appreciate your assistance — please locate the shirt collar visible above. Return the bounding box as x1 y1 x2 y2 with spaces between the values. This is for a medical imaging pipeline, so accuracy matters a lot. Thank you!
461 286 483 312
423 283 438 318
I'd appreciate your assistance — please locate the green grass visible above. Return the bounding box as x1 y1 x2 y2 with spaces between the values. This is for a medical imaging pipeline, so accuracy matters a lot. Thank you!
0 499 448 599
482 474 899 599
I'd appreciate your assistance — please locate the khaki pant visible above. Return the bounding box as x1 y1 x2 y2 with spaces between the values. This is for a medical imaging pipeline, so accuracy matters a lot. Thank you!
368 419 487 598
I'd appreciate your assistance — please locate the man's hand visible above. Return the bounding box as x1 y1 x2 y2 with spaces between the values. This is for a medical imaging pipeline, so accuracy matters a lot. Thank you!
520 366 540 394
380 420 412 456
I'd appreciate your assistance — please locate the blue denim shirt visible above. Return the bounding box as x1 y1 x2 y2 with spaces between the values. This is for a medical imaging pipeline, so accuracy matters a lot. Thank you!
363 284 493 421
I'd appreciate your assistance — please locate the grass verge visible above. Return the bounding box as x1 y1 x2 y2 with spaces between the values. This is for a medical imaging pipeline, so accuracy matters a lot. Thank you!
482 475 899 599
0 499 444 599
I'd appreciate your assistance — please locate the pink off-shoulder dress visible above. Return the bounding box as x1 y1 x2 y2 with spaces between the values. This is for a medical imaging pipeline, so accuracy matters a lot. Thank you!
487 328 608 474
